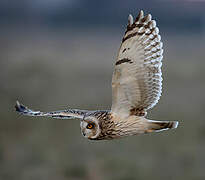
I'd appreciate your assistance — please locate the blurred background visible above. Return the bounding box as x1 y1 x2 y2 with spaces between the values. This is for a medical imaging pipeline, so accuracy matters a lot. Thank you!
1 0 205 179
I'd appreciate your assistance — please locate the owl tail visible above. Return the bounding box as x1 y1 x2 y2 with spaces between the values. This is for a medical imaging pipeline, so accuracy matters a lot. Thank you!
145 119 178 133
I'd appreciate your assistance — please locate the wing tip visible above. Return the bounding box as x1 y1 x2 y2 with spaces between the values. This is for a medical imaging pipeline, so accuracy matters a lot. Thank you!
128 14 134 26
136 10 144 22
141 14 152 23
15 101 28 113
139 10 144 16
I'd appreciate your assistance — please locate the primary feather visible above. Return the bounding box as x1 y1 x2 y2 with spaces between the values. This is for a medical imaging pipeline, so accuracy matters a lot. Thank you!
15 101 86 119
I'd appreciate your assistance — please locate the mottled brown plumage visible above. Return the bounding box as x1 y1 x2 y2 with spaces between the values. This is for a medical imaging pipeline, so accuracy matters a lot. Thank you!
15 10 178 140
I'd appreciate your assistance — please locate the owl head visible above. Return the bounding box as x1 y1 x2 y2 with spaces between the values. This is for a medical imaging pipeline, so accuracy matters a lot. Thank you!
80 116 101 140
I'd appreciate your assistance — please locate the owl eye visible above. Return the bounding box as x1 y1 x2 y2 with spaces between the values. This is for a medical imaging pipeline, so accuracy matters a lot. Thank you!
86 123 95 129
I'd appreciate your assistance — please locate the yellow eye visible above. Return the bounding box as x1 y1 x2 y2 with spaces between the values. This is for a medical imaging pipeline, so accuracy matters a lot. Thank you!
86 123 94 129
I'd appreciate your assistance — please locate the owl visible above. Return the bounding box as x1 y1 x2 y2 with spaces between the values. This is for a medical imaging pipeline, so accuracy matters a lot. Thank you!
15 10 178 140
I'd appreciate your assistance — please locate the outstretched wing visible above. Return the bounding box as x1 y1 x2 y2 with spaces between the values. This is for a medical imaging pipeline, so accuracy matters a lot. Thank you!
15 101 87 119
111 10 163 117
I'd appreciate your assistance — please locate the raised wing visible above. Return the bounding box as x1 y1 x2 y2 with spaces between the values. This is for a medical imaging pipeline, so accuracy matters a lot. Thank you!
15 101 87 119
111 10 163 117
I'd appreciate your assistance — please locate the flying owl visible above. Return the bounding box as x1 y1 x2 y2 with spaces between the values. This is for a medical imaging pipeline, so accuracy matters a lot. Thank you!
15 10 178 140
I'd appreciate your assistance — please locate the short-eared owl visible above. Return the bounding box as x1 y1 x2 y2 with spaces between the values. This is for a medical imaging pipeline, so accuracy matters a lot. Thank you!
15 10 178 140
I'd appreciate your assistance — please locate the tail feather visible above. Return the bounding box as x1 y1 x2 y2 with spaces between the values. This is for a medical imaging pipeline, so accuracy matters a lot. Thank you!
146 120 178 133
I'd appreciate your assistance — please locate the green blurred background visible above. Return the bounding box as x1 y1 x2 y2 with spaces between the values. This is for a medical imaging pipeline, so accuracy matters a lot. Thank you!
1 0 205 179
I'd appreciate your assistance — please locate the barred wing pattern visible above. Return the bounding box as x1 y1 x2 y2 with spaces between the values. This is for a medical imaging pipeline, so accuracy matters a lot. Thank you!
111 10 163 117
15 101 86 119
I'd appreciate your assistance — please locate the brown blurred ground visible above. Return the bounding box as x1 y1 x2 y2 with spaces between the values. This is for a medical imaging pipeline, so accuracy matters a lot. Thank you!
0 1 205 179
